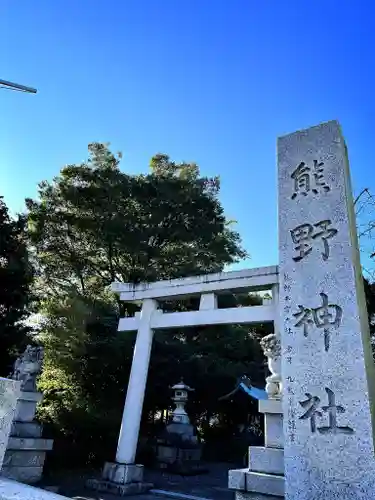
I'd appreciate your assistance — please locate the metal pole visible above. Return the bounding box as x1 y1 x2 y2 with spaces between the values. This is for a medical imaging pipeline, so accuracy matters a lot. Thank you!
0 79 37 94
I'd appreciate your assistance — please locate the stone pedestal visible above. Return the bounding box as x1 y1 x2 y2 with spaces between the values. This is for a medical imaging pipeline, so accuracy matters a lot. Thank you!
228 399 284 499
86 462 153 496
1 391 53 484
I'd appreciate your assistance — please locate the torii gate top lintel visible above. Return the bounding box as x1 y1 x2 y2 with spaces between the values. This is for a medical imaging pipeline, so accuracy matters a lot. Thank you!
111 264 279 302
111 265 280 333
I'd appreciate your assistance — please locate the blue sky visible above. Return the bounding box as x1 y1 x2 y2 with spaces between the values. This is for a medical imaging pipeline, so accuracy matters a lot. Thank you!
1 1 374 271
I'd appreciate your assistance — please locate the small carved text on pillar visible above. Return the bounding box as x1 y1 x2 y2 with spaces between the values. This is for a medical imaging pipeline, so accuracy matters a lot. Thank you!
291 160 330 200
285 341 293 364
285 326 293 337
285 345 294 364
285 293 292 337
288 398 296 442
299 388 354 435
290 220 338 261
286 376 295 396
283 272 292 284
293 292 342 352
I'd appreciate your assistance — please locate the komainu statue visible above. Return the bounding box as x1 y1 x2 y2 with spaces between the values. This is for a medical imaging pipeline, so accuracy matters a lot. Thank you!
260 333 282 399
9 345 44 392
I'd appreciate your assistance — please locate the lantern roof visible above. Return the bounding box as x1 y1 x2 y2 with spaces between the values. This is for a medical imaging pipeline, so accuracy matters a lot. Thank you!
170 379 194 391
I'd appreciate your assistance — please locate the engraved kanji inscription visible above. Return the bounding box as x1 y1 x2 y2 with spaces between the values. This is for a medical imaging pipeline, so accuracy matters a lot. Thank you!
290 219 338 261
288 405 296 419
293 292 342 351
291 160 330 200
299 393 321 432
299 388 354 435
288 419 296 430
288 396 296 442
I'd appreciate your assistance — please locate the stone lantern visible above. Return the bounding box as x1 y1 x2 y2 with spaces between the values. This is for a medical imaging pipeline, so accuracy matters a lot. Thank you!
170 380 193 424
155 380 205 474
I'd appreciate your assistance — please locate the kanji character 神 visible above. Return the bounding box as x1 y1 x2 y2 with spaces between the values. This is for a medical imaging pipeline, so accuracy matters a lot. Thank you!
293 292 342 352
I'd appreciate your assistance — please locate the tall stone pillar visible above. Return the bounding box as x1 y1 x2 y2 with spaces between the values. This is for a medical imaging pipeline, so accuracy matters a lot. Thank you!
278 120 375 499
0 378 21 470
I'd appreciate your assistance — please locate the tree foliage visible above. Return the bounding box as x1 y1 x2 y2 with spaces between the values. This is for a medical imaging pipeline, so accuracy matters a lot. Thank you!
0 196 33 376
26 145 245 298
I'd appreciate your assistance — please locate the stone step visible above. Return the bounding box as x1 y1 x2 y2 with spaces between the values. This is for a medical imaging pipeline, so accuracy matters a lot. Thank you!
7 437 53 451
3 450 46 467
248 447 284 475
11 421 43 438
229 469 284 497
1 465 44 484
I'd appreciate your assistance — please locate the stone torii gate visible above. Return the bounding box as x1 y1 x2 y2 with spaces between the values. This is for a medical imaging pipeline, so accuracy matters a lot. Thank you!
88 121 375 500
112 265 280 466
87 266 281 495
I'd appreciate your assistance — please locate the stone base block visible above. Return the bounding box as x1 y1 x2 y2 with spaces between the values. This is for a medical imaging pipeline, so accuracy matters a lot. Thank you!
11 421 43 438
14 392 43 423
1 465 43 484
102 462 143 484
257 399 283 449
7 437 53 451
229 469 284 497
258 399 282 415
86 478 153 497
3 450 46 467
249 447 284 475
264 413 283 449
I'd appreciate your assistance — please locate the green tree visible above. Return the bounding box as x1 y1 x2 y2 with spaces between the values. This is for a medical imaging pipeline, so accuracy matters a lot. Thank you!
26 146 245 298
0 196 33 376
